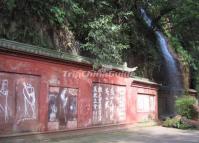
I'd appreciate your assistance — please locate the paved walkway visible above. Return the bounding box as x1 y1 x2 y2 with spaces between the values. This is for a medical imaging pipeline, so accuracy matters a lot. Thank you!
1 126 199 143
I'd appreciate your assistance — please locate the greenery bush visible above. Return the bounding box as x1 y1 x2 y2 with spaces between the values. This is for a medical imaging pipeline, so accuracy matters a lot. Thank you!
163 117 192 129
82 15 129 67
175 96 198 119
163 117 180 128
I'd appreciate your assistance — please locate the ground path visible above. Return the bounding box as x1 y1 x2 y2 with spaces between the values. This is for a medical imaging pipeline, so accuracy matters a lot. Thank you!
1 126 199 143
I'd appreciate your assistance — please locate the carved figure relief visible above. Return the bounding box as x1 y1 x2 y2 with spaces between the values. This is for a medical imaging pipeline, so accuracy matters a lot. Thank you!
48 86 78 129
0 80 10 122
22 82 36 118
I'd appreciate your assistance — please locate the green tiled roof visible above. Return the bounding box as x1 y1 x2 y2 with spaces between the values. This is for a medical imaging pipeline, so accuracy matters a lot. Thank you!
133 76 159 86
0 39 137 72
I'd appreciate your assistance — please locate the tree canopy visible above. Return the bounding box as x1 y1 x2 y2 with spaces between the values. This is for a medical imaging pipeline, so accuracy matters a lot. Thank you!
0 0 198 90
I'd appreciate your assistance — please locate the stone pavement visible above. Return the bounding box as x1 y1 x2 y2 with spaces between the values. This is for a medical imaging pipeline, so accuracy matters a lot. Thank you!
1 126 199 143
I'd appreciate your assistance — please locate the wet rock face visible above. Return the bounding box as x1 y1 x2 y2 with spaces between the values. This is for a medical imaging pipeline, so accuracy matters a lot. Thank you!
0 17 79 55
52 25 79 55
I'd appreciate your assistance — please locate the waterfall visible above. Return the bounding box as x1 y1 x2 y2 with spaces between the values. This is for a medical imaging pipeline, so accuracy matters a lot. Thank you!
155 31 182 89
140 8 183 116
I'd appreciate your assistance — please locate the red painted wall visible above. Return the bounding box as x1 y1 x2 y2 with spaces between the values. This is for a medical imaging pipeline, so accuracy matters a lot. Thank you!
0 53 158 134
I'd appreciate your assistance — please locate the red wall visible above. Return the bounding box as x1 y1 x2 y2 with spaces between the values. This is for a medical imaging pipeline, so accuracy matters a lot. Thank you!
0 53 158 134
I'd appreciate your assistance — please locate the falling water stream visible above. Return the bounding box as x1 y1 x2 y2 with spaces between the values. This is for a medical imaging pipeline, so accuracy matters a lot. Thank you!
140 8 183 115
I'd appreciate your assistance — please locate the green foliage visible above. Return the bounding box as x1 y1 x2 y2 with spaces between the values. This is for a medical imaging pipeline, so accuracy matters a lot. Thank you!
0 0 198 83
162 0 199 71
166 34 195 67
1 0 86 27
50 6 66 25
146 0 199 90
82 15 129 66
163 117 192 129
5 0 16 11
0 0 84 48
175 96 198 119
